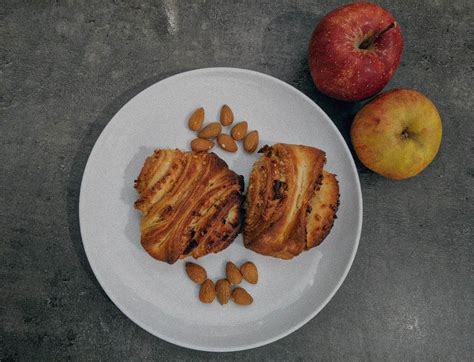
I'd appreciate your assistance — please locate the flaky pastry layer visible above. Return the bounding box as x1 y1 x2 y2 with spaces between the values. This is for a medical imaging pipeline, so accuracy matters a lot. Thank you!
243 143 339 259
134 149 244 264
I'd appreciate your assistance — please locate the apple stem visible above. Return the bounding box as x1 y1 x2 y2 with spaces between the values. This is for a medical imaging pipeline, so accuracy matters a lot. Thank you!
359 22 396 50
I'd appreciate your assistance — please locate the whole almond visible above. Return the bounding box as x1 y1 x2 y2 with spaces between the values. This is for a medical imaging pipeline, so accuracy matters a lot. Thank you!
226 261 242 285
232 287 253 305
191 138 214 152
215 279 231 305
217 134 238 152
220 104 234 126
244 130 259 153
231 121 248 141
198 122 222 139
240 262 258 284
188 107 204 131
185 262 207 284
199 279 216 303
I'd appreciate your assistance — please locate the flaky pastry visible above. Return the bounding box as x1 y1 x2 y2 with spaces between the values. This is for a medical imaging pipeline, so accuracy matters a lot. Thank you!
243 143 339 259
134 149 244 264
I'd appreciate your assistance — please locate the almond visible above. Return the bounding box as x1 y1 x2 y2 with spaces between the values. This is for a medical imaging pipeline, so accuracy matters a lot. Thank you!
217 134 238 152
243 130 259 153
226 261 242 285
240 262 258 284
232 287 253 305
215 279 231 305
231 121 248 141
188 107 204 131
199 279 216 303
198 122 222 139
220 104 234 126
191 138 214 152
185 262 207 284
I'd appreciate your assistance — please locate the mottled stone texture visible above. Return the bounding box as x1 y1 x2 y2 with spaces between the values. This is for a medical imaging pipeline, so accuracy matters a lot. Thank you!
1 0 472 360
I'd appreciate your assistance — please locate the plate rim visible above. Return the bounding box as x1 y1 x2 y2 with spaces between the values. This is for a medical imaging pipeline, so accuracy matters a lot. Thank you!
79 67 363 352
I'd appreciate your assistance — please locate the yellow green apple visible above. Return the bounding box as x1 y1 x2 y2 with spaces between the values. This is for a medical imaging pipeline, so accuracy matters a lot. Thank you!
351 89 442 180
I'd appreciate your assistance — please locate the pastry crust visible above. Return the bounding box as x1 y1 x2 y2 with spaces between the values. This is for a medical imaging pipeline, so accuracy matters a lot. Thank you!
306 170 340 249
134 149 244 264
243 144 339 259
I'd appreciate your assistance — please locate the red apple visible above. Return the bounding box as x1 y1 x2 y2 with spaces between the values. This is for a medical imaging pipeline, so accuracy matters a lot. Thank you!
308 2 403 102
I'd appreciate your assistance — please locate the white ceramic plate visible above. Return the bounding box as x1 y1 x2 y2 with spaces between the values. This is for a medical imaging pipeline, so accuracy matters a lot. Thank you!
79 68 362 352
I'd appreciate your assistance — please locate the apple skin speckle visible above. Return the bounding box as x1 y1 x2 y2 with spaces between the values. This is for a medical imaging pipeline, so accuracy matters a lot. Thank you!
308 2 403 102
351 89 442 180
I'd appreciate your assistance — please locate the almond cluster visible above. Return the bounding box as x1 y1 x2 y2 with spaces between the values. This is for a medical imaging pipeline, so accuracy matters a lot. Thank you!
185 261 258 305
188 105 259 153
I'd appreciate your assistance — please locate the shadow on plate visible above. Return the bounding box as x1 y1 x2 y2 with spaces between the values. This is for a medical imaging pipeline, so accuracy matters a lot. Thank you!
121 146 154 251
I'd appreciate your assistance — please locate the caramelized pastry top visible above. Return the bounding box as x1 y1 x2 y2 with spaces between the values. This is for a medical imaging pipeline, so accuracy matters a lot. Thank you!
243 143 339 259
135 149 244 264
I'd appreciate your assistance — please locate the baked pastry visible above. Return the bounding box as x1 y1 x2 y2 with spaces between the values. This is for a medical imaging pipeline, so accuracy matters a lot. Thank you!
134 149 244 264
243 143 339 259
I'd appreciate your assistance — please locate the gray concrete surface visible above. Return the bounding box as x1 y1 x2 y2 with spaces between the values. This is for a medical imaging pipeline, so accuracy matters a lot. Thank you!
1 0 473 360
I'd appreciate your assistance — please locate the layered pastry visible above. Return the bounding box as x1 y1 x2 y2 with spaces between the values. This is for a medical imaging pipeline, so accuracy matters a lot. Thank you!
134 149 244 264
243 143 339 259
